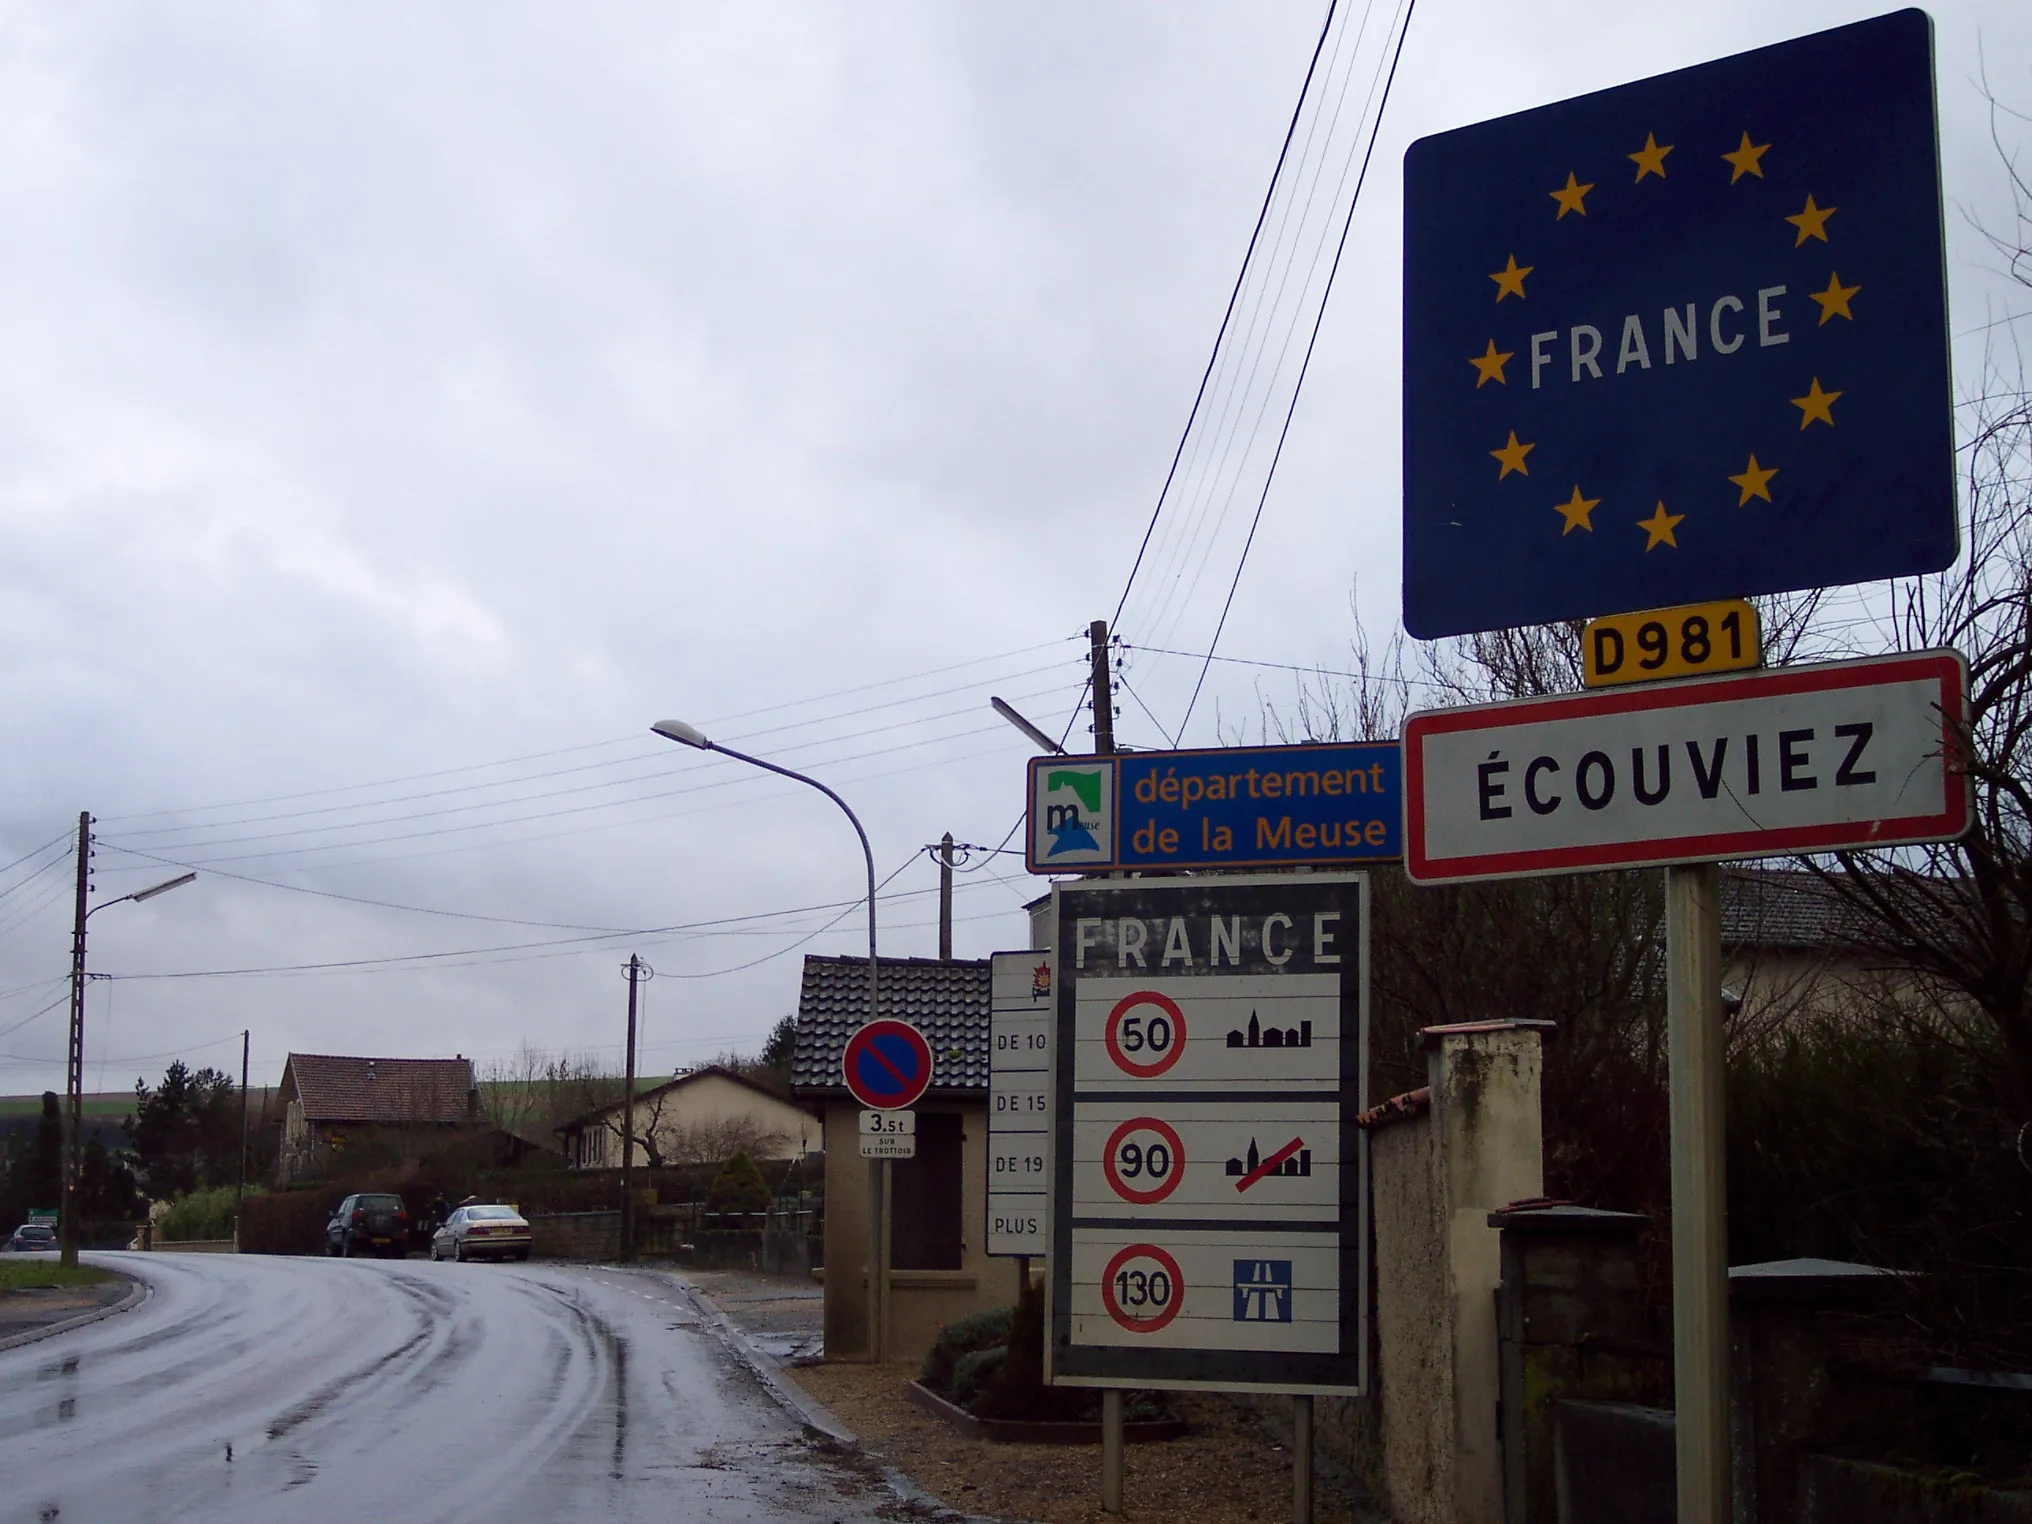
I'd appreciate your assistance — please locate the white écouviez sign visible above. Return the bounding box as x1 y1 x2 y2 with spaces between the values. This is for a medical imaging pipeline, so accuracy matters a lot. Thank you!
1404 651 1968 883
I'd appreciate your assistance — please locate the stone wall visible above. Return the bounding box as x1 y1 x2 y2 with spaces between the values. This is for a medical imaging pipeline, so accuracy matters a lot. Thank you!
1308 1021 1548 1524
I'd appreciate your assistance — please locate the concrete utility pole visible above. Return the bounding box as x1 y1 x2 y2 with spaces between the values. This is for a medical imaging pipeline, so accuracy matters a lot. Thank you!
620 954 645 1263
937 833 955 961
1089 620 1116 755
61 811 90 1269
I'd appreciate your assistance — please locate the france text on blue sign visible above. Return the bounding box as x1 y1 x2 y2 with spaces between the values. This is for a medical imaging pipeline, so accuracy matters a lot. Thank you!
1401 10 1953 639
1025 742 1401 873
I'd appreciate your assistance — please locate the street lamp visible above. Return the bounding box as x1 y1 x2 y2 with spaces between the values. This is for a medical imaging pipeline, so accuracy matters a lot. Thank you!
62 864 197 1267
649 721 877 1021
651 719 887 1355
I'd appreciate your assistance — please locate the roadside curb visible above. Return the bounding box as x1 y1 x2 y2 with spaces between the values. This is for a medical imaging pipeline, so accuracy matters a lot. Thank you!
0 1270 150 1354
665 1270 1008 1524
669 1272 860 1449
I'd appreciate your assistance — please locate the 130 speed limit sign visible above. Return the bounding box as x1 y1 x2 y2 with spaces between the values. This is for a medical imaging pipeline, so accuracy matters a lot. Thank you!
1100 1244 1184 1334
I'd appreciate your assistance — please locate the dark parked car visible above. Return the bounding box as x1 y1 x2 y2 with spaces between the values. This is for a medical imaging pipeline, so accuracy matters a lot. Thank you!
4 1222 57 1252
324 1193 410 1258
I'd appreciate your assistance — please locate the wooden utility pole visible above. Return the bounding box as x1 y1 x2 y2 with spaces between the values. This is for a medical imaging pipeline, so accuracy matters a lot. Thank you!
938 833 955 960
237 1029 250 1250
60 811 90 1269
620 954 644 1263
1089 620 1115 755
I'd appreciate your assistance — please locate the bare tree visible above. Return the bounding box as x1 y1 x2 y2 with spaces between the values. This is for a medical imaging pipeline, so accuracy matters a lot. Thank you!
1794 105 2032 1110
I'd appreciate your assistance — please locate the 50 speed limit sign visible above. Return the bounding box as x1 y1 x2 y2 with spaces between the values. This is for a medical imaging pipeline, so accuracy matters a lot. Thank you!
1048 873 1369 1397
1103 991 1185 1078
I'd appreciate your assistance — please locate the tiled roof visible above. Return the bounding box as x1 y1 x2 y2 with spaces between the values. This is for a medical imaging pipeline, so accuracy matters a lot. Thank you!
1720 868 1971 952
1722 870 1883 950
790 955 991 1099
283 1053 477 1125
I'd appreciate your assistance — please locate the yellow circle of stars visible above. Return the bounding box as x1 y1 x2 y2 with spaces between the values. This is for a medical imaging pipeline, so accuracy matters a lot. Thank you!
1467 122 1868 550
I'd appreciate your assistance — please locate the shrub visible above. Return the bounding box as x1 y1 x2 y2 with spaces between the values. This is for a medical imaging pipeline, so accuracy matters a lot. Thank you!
705 1152 772 1216
950 1346 1006 1407
158 1184 255 1242
920 1305 1013 1393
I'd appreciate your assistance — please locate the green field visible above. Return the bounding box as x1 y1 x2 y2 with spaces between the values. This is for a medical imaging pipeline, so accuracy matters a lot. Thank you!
0 1088 277 1119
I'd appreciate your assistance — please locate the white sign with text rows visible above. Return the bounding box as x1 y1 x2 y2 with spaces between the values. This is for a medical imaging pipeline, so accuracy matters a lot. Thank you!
987 950 1053 1257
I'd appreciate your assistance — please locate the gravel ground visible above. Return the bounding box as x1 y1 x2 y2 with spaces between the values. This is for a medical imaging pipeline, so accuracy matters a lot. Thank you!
785 1362 1385 1524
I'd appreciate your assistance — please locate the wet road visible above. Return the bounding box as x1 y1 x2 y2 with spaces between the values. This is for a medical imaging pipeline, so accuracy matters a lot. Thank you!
0 1254 911 1523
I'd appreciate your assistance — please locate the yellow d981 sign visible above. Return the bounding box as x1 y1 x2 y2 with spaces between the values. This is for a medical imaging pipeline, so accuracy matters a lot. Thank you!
1583 601 1760 687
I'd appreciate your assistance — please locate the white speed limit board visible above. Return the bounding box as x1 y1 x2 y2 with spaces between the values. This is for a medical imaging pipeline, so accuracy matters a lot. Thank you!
1046 873 1369 1395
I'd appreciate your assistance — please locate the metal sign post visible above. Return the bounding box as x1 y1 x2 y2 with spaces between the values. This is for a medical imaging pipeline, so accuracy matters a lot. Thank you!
843 1018 935 1364
1667 863 1728 1519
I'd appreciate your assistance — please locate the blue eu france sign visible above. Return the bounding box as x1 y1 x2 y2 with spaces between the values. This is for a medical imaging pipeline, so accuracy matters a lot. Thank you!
1401 10 1953 639
1026 742 1400 873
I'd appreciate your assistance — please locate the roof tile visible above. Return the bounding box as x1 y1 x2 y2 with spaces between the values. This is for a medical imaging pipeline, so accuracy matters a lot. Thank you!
790 955 991 1098
284 1053 477 1125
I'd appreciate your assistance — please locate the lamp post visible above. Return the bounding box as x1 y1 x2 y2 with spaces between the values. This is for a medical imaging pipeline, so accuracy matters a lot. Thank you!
651 719 885 1355
63 857 197 1268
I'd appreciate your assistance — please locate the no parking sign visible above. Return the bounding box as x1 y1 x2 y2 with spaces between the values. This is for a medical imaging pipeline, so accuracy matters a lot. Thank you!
842 1019 934 1111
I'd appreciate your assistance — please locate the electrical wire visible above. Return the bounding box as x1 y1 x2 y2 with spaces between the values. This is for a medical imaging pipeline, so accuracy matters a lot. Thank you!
1177 0 1415 737
101 677 1082 860
1107 1 1346 640
1133 1 1374 652
97 697 1077 870
106 655 1077 844
98 636 1078 828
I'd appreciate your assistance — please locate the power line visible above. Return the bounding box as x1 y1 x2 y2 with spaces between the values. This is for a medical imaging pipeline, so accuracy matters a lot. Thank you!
1133 0 1376 653
93 871 1018 983
1178 0 1415 737
1108 1 1346 638
101 677 1081 859
98 697 1075 869
97 636 1077 827
105 655 1077 843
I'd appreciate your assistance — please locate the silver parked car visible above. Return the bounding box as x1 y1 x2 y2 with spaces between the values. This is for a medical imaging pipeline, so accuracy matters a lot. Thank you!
430 1204 532 1263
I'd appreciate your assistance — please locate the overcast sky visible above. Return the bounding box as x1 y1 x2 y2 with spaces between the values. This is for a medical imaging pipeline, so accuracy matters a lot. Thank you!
0 1 2024 1100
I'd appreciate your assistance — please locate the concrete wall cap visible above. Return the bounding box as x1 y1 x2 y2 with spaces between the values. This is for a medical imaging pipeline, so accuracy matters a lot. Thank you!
1487 1202 1651 1232
1419 1018 1558 1049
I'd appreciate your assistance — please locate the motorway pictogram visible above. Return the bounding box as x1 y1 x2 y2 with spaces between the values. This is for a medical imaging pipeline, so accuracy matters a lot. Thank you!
1103 990 1186 1078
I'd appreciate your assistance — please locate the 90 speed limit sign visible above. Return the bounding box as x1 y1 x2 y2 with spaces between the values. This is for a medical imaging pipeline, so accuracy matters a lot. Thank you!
1101 1117 1183 1205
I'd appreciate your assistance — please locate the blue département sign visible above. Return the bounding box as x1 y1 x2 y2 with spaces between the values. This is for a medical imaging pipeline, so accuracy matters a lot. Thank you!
1025 742 1401 873
1401 10 1953 639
